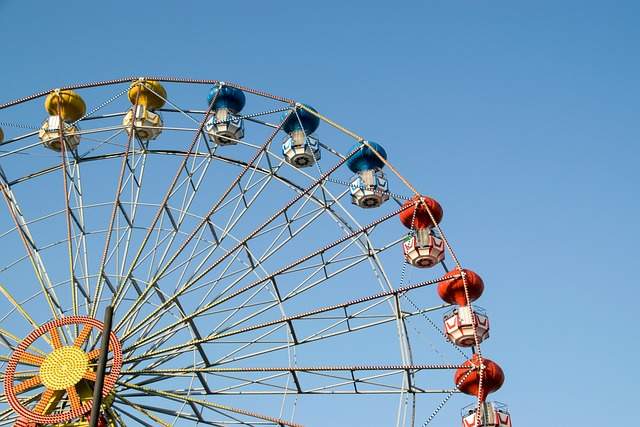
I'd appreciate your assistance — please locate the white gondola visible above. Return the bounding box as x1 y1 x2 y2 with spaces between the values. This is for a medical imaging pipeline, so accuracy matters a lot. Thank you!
444 305 490 347
462 402 512 427
39 116 80 151
282 130 321 167
123 104 163 142
402 228 445 268
205 108 244 146
350 169 389 208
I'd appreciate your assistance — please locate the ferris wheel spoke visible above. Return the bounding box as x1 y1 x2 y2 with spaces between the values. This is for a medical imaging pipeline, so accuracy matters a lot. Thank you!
67 161 93 316
119 364 459 396
108 143 216 316
130 147 272 311
185 171 392 341
90 94 144 319
205 305 420 370
113 143 149 277
110 193 249 383
113 405 158 427
121 201 406 349
0 285 52 346
124 259 347 361
121 364 459 377
144 147 217 272
301 178 411 375
12 375 42 394
129 301 445 374
117 149 369 343
113 151 294 330
56 89 136 319
107 87 231 324
199 154 276 261
120 187 358 351
241 184 349 266
115 402 258 427
105 407 127 427
114 111 293 336
118 233 215 338
114 400 211 426
96 147 181 323
0 407 16 422
201 234 397 345
186 187 350 333
117 381 303 427
121 276 448 367
58 143 90 320
112 396 172 427
120 293 217 394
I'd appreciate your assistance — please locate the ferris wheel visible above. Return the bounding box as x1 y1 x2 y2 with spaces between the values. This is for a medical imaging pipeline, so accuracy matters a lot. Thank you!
0 77 510 427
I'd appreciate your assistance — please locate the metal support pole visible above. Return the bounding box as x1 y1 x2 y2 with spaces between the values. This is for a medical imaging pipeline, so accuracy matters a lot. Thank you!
89 305 113 427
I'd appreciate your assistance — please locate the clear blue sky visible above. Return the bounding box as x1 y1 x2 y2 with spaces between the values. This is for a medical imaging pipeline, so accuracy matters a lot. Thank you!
1 1 638 425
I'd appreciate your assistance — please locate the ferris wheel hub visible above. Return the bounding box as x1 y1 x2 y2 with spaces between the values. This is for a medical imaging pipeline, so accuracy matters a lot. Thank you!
4 316 122 424
39 346 89 390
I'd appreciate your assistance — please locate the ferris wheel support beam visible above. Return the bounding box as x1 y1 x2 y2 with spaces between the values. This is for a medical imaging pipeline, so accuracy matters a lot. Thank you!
89 304 113 427
117 362 464 395
113 401 211 426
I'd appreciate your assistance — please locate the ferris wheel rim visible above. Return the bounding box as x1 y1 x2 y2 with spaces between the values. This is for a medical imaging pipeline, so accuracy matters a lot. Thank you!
0 78 505 427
